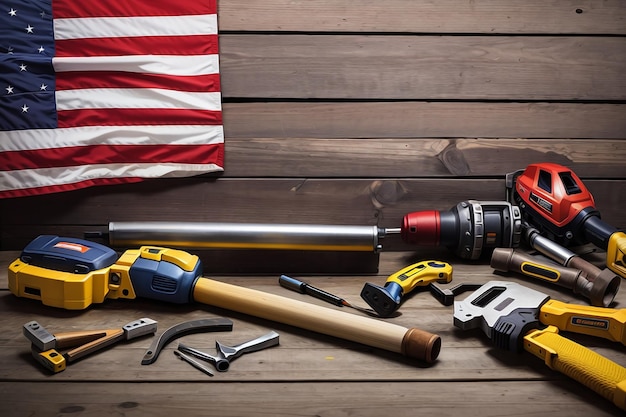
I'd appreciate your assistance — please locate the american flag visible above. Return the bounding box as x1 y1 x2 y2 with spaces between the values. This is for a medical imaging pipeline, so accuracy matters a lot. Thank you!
0 0 224 198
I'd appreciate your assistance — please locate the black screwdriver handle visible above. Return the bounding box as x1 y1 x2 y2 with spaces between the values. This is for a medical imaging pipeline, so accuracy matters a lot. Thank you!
279 275 345 306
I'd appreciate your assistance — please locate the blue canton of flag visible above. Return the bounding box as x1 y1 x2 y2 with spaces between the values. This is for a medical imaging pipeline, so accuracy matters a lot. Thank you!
1 1 57 130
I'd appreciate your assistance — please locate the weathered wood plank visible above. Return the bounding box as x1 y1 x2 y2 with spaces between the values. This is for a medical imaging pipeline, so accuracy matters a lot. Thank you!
1 252 625 415
223 102 626 140
2 179 624 250
218 0 626 35
2 338 623 385
224 138 626 177
1 380 622 417
2 179 623 227
219 35 626 100
2 256 624 381
1 1 624 415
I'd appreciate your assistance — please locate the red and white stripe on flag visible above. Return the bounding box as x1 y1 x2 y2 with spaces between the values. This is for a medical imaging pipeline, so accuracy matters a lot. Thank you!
0 0 224 198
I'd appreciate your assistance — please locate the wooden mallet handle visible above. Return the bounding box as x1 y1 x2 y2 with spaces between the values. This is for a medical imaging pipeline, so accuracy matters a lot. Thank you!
192 277 441 363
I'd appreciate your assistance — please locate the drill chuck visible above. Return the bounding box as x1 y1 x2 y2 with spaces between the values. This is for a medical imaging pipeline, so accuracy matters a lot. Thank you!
400 210 458 247
401 201 522 259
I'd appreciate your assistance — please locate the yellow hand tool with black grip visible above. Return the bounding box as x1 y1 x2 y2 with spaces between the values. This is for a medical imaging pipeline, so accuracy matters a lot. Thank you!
454 281 626 411
491 247 620 308
360 260 452 317
538 299 626 346
524 326 626 409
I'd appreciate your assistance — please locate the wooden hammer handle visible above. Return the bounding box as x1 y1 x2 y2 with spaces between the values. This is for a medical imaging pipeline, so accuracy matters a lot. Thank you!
63 329 125 363
192 277 441 363
53 330 110 350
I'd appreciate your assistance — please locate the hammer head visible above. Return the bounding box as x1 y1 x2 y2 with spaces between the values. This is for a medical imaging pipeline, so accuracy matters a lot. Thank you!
23 321 56 351
453 281 549 352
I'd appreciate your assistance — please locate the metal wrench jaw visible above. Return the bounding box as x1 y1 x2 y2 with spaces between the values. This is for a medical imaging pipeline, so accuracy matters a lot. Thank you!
453 281 549 352
177 343 229 372
216 331 280 363
177 331 280 373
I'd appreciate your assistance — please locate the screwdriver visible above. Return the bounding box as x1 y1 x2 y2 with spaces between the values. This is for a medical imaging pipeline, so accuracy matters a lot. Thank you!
279 275 377 316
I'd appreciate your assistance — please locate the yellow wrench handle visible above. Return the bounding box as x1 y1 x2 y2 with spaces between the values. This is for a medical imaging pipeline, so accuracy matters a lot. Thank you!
540 299 626 346
607 231 626 279
387 260 453 292
524 326 626 410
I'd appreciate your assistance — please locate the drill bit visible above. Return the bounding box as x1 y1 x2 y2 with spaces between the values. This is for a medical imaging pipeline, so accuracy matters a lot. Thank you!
173 350 214 376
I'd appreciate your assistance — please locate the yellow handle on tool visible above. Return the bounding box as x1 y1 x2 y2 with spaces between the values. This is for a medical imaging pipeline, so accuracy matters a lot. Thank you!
540 299 626 346
607 231 626 279
386 260 453 292
524 326 626 410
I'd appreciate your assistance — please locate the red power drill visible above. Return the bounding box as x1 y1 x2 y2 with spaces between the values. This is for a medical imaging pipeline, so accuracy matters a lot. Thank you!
400 200 522 260
506 162 626 279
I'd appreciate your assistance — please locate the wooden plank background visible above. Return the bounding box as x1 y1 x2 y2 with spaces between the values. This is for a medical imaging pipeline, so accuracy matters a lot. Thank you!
1 4 626 415
1 0 625 264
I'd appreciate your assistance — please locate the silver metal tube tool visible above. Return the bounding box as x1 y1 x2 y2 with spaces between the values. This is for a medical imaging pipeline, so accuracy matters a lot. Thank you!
107 221 400 252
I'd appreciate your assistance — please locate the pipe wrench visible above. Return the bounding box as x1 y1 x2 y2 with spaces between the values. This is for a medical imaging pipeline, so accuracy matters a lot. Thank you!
23 318 157 373
454 281 626 411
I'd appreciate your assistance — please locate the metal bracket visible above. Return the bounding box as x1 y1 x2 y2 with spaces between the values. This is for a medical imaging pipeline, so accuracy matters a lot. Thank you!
429 283 483 306
141 318 233 365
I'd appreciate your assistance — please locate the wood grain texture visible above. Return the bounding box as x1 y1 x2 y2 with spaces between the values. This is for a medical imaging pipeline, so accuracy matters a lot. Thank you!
223 102 626 139
219 35 626 100
2 178 623 226
1 381 622 417
224 138 626 177
1 252 625 416
218 0 626 35
1 179 624 256
1 1 625 414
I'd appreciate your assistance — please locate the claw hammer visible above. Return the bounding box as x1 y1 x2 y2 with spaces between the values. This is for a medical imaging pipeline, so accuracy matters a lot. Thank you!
23 318 157 372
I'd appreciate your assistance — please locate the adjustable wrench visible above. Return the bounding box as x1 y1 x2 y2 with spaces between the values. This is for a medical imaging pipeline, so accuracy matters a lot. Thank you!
454 281 626 410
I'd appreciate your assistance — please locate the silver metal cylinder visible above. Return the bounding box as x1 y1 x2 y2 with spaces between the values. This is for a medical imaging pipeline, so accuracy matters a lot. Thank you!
525 227 575 265
109 222 385 252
